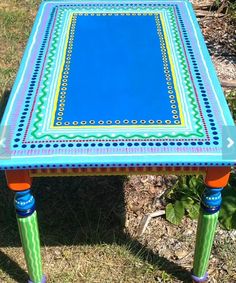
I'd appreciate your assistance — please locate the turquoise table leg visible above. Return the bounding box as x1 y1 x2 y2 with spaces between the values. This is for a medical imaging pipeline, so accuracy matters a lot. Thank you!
191 167 231 282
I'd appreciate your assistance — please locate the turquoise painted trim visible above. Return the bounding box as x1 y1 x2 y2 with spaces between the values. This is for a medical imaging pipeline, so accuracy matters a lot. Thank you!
0 154 235 170
42 0 191 2
0 0 235 169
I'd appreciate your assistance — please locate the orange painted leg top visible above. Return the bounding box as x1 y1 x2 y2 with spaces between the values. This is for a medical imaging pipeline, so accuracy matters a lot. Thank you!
5 170 32 191
205 167 231 188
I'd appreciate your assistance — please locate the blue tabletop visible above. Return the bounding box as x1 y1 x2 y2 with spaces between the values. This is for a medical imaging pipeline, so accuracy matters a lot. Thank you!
0 0 235 170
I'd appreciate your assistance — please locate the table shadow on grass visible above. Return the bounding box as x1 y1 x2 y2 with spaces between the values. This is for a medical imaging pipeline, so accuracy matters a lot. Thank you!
0 250 28 283
0 174 192 282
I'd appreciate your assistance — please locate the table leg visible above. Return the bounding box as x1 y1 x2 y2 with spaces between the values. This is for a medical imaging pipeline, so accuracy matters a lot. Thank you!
191 167 231 282
5 170 46 283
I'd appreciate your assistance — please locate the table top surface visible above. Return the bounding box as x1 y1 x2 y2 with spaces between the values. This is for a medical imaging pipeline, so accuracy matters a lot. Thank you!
0 0 235 170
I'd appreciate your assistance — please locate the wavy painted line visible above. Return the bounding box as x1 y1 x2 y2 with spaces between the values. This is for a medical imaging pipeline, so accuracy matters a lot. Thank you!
32 11 64 139
29 213 41 282
169 10 204 137
19 217 35 281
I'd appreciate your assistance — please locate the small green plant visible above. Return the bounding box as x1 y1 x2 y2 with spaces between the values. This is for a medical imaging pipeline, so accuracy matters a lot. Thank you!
219 173 236 230
161 271 173 282
165 175 204 225
165 173 236 230
226 91 236 122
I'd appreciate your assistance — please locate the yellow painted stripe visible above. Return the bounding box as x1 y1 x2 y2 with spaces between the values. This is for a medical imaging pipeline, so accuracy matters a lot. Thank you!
51 14 74 127
50 12 185 129
159 14 185 126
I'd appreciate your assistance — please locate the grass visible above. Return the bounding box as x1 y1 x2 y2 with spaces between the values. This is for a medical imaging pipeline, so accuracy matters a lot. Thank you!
0 0 40 115
0 9 33 93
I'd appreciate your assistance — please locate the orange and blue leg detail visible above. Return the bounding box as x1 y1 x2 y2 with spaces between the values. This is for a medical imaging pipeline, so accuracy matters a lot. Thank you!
6 170 46 283
191 167 230 282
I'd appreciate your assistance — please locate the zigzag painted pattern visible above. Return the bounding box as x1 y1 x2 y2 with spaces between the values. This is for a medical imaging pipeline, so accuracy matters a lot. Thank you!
17 212 43 283
193 211 219 278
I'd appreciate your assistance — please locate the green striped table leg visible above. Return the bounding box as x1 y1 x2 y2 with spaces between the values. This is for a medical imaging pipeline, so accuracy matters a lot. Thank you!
192 187 223 282
15 190 46 283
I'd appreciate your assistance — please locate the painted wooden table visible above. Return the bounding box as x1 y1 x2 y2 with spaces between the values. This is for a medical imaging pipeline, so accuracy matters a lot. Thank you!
0 0 235 282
